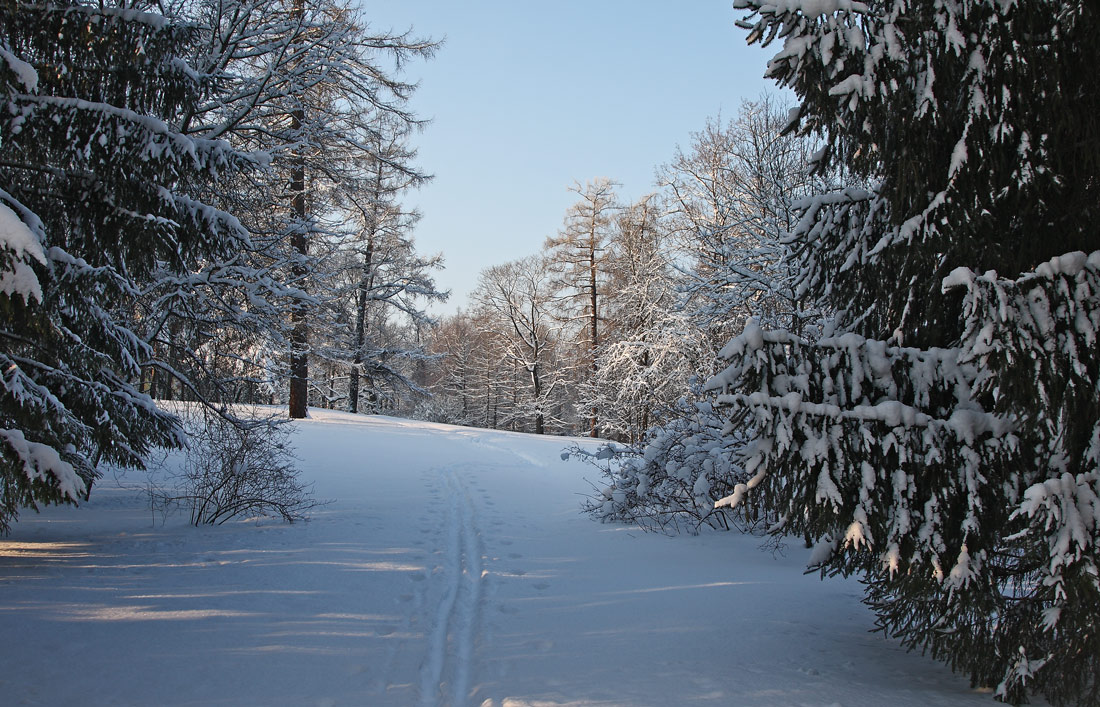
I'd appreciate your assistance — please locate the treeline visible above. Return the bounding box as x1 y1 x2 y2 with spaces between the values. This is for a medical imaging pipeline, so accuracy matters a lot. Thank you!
413 94 827 440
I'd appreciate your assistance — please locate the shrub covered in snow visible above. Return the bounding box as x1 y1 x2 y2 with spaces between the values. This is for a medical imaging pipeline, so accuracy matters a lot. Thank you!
150 406 318 525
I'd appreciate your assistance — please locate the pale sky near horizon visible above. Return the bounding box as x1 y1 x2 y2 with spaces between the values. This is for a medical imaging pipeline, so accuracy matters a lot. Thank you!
360 1 784 316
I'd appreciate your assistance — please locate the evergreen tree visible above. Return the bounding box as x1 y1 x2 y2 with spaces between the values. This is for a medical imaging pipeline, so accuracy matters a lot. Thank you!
0 0 255 531
710 1 1100 702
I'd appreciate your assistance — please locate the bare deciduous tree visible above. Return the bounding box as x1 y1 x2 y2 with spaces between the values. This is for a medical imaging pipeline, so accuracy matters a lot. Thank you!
472 256 560 434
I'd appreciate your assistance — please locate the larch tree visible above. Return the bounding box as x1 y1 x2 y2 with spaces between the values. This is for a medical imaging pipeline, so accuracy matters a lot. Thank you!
660 95 825 349
161 0 437 418
332 118 444 415
544 178 619 437
419 312 481 425
589 194 700 444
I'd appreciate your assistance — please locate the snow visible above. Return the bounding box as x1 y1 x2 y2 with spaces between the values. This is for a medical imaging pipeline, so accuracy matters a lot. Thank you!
0 47 38 92
948 133 969 178
0 258 42 303
755 0 870 20
1034 250 1088 279
0 199 43 262
941 266 974 291
0 410 1008 706
0 201 46 303
0 427 85 500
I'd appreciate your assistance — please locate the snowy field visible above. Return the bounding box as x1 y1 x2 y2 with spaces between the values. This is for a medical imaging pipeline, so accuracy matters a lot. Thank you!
0 411 1011 706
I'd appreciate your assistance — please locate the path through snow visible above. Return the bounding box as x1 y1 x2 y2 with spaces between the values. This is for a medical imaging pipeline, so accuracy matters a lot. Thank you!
0 412 1014 706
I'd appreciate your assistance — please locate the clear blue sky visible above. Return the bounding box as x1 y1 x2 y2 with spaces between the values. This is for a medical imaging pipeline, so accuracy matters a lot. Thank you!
360 1 782 315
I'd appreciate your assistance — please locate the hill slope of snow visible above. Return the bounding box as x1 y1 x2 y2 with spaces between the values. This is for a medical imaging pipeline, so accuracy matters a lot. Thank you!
0 411 1007 706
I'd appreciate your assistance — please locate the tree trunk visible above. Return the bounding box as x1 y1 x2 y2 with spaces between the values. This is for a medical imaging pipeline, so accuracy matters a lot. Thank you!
588 238 599 437
348 283 366 413
349 232 375 413
163 318 183 401
287 104 309 418
531 364 544 435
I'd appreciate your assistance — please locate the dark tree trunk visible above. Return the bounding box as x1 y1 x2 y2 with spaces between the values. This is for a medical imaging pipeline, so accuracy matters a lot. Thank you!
287 98 309 419
348 235 374 413
532 367 544 435
588 241 599 437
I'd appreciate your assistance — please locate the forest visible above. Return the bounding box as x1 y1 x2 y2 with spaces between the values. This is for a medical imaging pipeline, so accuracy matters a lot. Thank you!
2 0 1100 704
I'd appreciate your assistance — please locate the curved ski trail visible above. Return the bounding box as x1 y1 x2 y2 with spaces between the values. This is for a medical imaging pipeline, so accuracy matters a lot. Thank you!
419 468 484 707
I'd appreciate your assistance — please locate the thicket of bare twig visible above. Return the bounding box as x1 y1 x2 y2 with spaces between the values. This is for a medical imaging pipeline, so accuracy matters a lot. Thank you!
149 406 319 525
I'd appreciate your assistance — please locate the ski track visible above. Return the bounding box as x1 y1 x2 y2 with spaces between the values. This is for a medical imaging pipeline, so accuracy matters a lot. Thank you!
455 430 549 469
419 466 485 707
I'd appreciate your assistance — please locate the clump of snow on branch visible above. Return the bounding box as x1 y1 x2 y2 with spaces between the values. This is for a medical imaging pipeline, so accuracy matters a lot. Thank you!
0 200 46 303
0 428 85 501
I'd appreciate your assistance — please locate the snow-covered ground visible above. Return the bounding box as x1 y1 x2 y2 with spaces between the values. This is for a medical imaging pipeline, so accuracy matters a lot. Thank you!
0 411 1007 706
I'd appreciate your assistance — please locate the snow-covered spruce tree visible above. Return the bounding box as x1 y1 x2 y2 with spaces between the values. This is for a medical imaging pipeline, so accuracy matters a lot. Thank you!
709 1 1100 703
0 1 255 531
578 392 750 534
